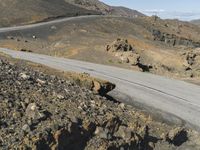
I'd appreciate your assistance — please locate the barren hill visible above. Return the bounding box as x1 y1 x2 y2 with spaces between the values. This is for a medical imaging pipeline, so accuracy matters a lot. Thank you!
1 15 200 83
0 0 100 27
68 0 144 17
0 0 144 27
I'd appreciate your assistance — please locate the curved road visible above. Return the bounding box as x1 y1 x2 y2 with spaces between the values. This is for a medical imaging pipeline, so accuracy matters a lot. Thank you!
0 15 200 129
1 48 200 129
0 15 108 33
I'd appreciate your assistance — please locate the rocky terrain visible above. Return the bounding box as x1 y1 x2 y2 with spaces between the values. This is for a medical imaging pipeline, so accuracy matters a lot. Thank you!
1 56 200 149
1 15 200 84
1 15 200 85
1 0 200 149
0 0 143 27
152 29 200 47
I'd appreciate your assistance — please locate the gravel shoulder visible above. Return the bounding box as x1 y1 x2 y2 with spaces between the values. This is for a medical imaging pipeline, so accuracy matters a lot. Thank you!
0 54 200 149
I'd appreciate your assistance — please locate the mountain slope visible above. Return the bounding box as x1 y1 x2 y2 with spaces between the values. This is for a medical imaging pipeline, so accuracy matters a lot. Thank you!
0 0 99 27
68 0 145 17
1 15 200 81
0 0 144 27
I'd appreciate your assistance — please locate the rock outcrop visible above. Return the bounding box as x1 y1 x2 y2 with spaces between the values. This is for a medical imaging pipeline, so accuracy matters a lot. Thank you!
106 38 134 52
106 39 153 72
152 29 200 47
181 49 200 78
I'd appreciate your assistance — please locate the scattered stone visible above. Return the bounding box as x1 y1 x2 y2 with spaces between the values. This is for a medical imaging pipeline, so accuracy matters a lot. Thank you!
25 103 46 121
57 94 64 99
19 72 30 80
36 78 46 84
20 49 32 52
0 58 198 149
22 124 31 133
51 26 57 30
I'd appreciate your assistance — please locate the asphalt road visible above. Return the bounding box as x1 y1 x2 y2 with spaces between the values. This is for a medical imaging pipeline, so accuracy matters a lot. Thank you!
0 15 103 33
1 48 200 129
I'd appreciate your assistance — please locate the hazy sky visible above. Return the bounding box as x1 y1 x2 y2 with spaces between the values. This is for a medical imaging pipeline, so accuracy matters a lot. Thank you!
100 0 200 21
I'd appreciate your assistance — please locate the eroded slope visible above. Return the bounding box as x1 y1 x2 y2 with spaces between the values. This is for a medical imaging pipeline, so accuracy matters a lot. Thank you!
0 56 200 149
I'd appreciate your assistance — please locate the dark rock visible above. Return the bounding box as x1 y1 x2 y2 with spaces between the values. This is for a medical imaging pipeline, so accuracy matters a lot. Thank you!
152 29 200 47
20 49 33 52
186 52 196 65
22 124 31 133
166 127 188 146
106 38 134 52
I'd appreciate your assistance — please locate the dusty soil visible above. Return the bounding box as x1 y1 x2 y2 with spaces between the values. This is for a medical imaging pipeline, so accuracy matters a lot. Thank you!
1 55 200 149
1 16 200 84
0 0 100 27
0 0 144 27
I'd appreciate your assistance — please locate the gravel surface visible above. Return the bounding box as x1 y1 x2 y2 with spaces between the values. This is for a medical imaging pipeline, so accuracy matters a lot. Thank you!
0 57 200 150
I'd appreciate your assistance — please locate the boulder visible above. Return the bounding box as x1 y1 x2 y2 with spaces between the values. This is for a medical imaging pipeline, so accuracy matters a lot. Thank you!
166 127 188 146
19 72 30 80
25 103 46 122
106 38 134 52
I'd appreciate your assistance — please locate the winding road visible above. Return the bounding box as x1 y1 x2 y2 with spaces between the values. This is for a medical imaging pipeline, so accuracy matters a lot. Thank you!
0 15 106 33
0 15 200 129
1 48 200 130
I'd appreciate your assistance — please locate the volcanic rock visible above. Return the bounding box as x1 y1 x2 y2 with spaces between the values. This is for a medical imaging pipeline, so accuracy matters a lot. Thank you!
106 38 134 52
0 57 199 149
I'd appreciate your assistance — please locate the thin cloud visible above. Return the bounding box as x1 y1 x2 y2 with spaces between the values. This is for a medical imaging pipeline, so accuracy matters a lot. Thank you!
141 10 200 21
143 9 165 13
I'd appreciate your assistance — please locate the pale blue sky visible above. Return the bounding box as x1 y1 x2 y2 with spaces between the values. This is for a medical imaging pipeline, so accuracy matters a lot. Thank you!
100 0 200 21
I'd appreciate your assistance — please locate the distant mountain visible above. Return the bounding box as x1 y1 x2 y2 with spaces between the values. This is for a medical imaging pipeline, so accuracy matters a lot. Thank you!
68 0 145 17
0 0 144 27
109 6 145 17
191 19 200 25
67 0 110 13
